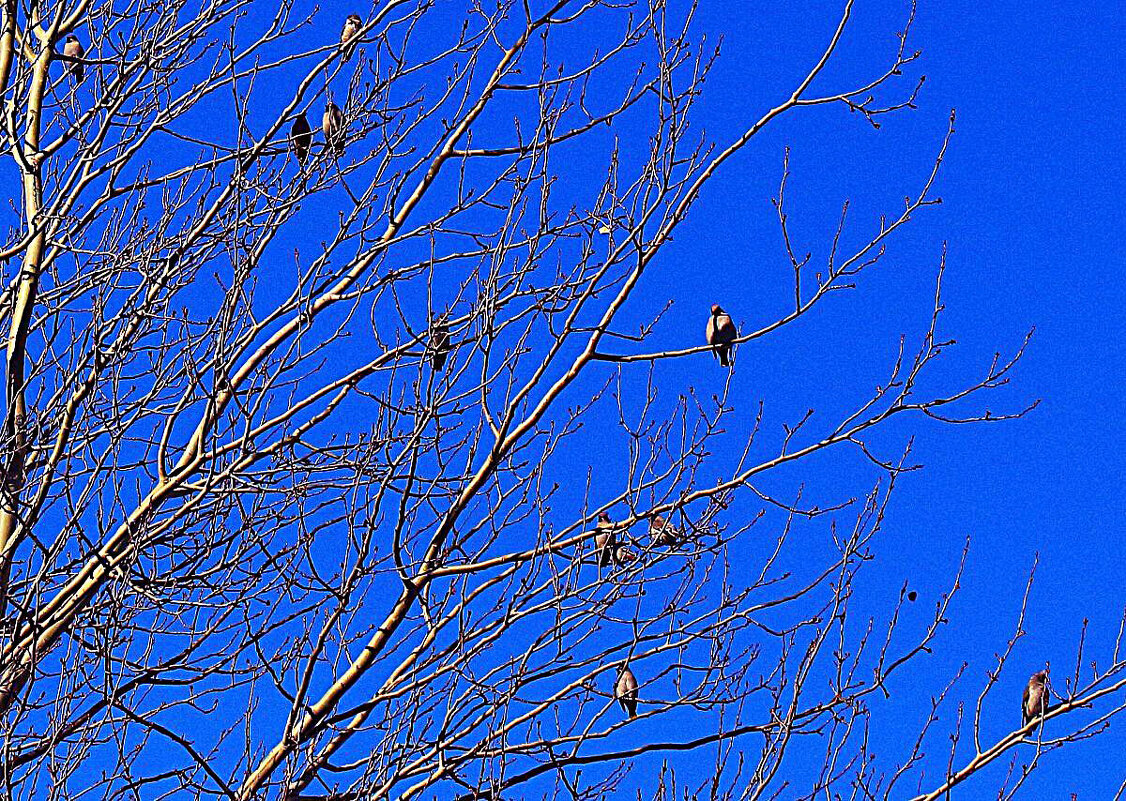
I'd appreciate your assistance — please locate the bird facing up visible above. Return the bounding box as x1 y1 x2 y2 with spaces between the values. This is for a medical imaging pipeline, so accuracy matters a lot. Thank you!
290 112 312 166
1022 670 1049 726
341 14 362 61
706 304 737 367
429 322 451 372
62 35 84 82
615 665 639 718
323 102 344 155
594 512 616 567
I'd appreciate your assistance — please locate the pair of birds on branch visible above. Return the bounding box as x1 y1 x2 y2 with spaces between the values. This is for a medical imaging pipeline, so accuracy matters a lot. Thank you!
614 656 1050 729
289 103 344 165
593 512 682 569
288 15 363 165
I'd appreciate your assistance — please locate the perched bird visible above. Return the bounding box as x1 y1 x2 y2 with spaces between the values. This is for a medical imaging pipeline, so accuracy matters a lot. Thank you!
613 545 636 566
323 102 344 154
290 112 312 165
340 14 363 61
62 35 84 82
615 665 639 718
650 514 680 548
1022 670 1049 726
594 513 616 567
429 322 451 372
706 304 737 367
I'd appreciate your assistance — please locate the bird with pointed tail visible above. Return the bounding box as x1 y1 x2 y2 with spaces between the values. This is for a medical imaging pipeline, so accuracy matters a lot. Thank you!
615 665 639 718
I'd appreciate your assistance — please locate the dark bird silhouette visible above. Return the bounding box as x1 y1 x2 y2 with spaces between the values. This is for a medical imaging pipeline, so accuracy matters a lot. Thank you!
615 665 639 718
1022 670 1049 726
323 102 344 155
706 304 737 367
290 112 312 165
340 14 362 61
594 512 616 567
430 322 451 371
62 35 84 82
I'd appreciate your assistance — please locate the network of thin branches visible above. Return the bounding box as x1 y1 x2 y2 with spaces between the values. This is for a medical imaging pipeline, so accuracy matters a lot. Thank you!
0 0 1123 798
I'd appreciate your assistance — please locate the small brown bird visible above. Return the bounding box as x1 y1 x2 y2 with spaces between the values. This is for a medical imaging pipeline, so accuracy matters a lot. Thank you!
340 14 362 61
705 304 737 367
290 112 312 165
650 514 680 548
323 102 344 154
429 322 451 371
615 665 639 718
1022 670 1049 726
594 513 616 567
62 35 84 82
613 545 636 566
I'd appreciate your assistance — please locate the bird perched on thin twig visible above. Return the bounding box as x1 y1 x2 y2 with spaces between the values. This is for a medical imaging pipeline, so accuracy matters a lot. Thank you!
650 514 680 548
706 304 737 367
340 14 362 61
429 321 451 372
615 665 639 718
62 35 84 82
323 102 344 155
1022 669 1049 727
290 112 312 166
594 513 616 567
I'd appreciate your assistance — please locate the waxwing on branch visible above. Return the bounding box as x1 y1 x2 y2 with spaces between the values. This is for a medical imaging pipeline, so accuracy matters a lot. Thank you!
594 512 616 567
650 514 681 548
323 102 345 155
341 14 363 61
706 304 737 367
1022 669 1049 726
615 665 639 718
62 35 85 82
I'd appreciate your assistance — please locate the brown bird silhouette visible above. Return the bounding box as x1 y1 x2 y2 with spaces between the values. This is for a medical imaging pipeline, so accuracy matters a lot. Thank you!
290 113 312 165
615 665 639 718
706 304 737 367
340 14 362 61
62 35 84 82
650 514 680 548
1022 669 1049 726
593 513 616 567
323 102 344 155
